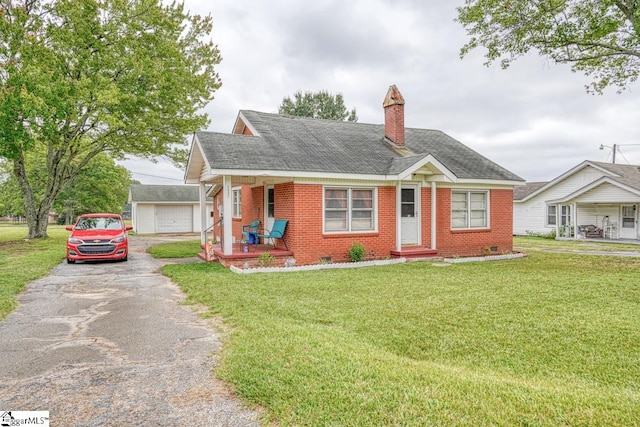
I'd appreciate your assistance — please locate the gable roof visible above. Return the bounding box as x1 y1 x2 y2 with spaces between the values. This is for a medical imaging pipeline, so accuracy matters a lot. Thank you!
129 185 205 203
189 110 523 184
591 161 640 189
514 182 548 201
515 160 640 202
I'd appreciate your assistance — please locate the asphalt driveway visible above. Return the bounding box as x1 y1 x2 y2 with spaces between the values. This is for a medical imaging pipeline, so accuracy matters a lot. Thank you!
0 235 260 426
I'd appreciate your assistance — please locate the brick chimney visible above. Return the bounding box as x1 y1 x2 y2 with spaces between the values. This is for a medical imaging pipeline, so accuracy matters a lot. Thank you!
383 85 405 145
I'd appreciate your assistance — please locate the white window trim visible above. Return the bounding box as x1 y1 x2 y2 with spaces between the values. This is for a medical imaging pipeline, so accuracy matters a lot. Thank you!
232 187 242 218
323 186 378 234
560 205 572 226
546 205 557 226
451 190 490 230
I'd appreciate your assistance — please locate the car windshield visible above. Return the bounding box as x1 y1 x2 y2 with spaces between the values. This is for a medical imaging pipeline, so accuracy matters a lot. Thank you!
76 217 122 230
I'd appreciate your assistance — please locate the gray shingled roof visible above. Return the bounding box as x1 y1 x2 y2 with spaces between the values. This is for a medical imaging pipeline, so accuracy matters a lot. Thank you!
129 185 202 202
590 161 640 190
196 111 523 182
514 182 548 201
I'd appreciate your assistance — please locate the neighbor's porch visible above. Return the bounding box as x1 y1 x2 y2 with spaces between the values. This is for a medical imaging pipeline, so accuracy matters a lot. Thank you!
550 201 639 241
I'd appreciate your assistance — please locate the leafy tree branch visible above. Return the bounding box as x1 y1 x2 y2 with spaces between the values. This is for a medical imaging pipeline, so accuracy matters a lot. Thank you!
457 0 640 93
0 0 222 237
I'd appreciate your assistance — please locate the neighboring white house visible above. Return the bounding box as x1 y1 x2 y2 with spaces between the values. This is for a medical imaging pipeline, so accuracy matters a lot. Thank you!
514 161 640 240
128 185 213 234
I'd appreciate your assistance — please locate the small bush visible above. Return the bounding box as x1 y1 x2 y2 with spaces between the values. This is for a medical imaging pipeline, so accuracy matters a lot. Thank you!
257 251 275 267
348 242 366 262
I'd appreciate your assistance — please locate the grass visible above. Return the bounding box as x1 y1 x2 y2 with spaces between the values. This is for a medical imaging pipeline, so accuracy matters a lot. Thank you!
0 224 68 319
1 231 638 425
162 242 640 426
514 235 640 252
146 239 202 258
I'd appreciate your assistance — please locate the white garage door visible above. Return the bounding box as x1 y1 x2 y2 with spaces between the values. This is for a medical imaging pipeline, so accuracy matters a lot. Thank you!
156 205 193 233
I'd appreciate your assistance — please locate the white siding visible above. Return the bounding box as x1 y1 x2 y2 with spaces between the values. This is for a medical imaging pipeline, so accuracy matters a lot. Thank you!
575 183 639 204
191 204 213 232
133 202 212 234
576 205 619 228
135 204 156 234
513 166 610 235
513 199 549 235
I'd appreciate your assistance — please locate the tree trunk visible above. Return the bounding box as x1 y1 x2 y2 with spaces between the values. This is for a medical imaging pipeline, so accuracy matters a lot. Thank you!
27 209 51 239
12 155 57 239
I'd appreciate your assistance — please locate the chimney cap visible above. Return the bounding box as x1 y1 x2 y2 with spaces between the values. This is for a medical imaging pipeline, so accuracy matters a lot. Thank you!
383 85 405 107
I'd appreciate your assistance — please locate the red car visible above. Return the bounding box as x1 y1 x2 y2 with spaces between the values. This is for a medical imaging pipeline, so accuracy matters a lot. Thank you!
65 213 133 263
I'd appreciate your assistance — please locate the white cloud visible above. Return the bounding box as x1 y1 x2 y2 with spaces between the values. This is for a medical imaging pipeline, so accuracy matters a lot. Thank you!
124 0 640 184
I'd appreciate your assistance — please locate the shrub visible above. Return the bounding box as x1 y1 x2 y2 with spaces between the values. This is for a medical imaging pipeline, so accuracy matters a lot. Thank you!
257 251 275 267
525 230 557 239
348 242 366 262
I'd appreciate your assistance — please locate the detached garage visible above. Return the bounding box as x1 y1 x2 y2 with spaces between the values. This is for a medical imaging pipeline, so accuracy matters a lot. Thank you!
128 185 213 234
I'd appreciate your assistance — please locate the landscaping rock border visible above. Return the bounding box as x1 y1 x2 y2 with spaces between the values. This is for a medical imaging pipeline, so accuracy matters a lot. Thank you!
443 252 526 264
230 258 407 274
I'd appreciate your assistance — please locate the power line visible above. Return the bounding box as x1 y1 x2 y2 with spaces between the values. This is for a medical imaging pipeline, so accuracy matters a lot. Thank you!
130 171 183 181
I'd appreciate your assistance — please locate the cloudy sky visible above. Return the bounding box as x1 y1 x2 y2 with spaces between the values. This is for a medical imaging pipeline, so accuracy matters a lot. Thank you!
121 0 640 185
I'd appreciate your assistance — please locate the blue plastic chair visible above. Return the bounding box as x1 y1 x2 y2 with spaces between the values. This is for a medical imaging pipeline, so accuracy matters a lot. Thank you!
241 220 260 244
257 219 288 250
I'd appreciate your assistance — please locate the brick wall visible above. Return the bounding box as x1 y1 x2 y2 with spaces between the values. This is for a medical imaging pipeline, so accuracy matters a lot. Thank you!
274 183 398 265
420 186 432 246
236 183 514 265
436 188 514 257
230 184 256 242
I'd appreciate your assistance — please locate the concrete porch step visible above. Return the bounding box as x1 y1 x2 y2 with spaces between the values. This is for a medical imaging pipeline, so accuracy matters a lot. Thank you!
390 247 439 259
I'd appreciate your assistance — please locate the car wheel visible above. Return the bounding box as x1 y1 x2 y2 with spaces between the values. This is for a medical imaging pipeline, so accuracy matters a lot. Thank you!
67 258 75 264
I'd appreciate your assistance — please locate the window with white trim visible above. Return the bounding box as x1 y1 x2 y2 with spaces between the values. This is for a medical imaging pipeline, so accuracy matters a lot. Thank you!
451 190 488 229
232 187 242 218
324 187 375 232
547 205 557 226
560 205 571 226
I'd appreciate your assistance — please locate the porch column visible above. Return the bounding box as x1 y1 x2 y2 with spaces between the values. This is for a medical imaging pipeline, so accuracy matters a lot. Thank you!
431 182 437 250
222 175 233 255
199 183 207 245
396 181 402 252
572 202 578 239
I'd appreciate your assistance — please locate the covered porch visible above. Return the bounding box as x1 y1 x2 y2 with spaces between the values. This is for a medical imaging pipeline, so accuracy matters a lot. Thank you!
550 201 639 241
198 241 294 268
547 176 640 241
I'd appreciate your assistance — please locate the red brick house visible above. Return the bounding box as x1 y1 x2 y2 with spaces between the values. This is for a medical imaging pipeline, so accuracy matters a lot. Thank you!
185 85 524 267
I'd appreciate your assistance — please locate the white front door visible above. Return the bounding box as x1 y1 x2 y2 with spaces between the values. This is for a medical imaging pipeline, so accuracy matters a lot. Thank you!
619 204 637 239
401 186 420 245
264 186 275 237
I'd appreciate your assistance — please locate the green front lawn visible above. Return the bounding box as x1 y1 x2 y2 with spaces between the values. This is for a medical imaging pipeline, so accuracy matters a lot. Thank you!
514 235 640 252
146 239 202 258
163 249 640 426
0 224 68 319
2 230 638 425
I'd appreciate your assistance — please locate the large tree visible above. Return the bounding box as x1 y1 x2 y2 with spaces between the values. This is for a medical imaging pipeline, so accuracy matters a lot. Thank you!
456 0 640 93
0 0 221 238
54 153 132 224
278 90 358 121
1 151 132 222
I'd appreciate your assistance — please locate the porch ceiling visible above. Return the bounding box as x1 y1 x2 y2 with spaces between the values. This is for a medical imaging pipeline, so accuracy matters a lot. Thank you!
204 175 296 186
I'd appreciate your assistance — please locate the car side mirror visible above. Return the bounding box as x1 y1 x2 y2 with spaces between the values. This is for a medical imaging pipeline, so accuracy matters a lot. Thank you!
125 225 133 231
65 225 73 231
